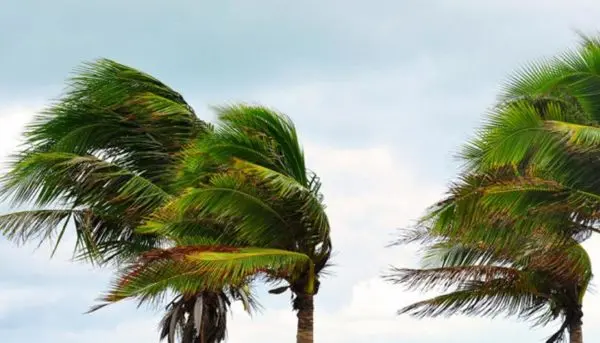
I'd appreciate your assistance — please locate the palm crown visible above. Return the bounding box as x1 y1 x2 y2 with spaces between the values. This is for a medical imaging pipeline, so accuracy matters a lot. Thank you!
421 35 600 248
95 105 332 343
0 59 256 343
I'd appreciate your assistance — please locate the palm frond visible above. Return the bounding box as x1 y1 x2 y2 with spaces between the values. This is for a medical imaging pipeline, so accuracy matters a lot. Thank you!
231 158 330 244
398 278 549 321
0 209 79 250
501 36 600 122
22 59 206 184
422 167 600 247
385 265 522 292
2 150 171 208
96 246 314 306
212 105 307 184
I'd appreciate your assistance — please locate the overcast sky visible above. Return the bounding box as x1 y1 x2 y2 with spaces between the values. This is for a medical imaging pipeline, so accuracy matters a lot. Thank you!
3 1 600 342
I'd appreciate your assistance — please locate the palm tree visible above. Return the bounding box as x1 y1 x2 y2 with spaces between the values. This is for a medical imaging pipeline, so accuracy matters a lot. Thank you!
386 229 592 343
423 35 600 247
93 105 333 343
0 59 254 343
383 35 600 343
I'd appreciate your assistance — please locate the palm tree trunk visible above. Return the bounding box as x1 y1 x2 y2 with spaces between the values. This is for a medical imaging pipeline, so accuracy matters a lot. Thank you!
199 323 205 343
569 322 583 343
296 293 314 343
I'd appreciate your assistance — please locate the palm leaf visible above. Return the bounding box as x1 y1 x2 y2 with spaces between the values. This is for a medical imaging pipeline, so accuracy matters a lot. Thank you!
97 246 314 306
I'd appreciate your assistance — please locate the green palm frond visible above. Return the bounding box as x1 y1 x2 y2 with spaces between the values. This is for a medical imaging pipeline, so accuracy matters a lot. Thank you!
428 238 591 285
0 208 79 255
2 152 170 207
388 231 591 342
97 246 314 307
231 158 330 243
397 278 549 320
502 35 600 119
421 166 600 248
136 218 233 247
211 105 307 184
462 100 587 173
0 152 173 261
386 265 523 292
156 174 291 247
22 59 206 184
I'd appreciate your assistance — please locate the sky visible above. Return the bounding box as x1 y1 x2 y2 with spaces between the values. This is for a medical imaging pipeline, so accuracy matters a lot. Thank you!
2 1 600 342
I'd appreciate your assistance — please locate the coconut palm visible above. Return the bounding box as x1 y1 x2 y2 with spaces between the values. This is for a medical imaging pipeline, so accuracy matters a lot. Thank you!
419 35 600 247
0 59 254 343
93 105 333 343
386 228 592 343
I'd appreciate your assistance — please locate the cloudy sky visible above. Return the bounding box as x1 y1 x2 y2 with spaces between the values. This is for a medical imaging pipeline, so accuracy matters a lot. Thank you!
3 1 600 342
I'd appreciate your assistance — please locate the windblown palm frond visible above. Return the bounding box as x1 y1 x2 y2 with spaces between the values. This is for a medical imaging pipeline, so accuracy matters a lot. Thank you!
386 231 591 343
418 167 600 248
95 246 313 306
502 33 600 119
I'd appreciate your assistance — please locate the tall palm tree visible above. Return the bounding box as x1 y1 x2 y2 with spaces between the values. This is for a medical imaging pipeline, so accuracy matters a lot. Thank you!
0 59 254 343
93 105 333 343
383 35 600 343
386 229 592 343
423 35 600 247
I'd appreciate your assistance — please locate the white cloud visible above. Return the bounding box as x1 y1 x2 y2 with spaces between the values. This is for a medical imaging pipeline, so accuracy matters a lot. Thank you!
0 105 38 163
